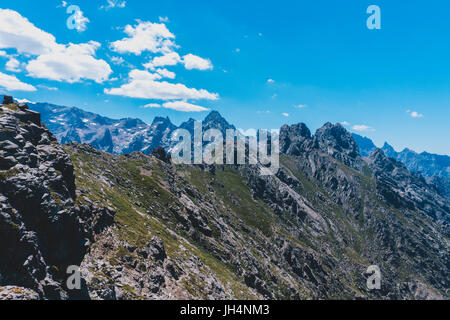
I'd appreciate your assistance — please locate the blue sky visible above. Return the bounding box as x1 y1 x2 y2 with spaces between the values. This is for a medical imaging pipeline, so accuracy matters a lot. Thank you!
0 0 449 155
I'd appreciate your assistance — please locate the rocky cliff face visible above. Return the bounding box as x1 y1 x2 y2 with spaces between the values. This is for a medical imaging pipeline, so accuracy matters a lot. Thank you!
0 97 114 299
1 96 448 300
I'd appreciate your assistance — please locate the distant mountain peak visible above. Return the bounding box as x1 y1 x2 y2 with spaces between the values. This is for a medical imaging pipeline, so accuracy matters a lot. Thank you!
203 110 235 132
152 116 172 125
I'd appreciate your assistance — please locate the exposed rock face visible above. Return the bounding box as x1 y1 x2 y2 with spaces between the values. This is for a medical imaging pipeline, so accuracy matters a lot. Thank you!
313 123 361 169
151 146 171 163
352 133 449 198
0 99 114 299
367 149 449 226
352 133 377 157
280 123 311 156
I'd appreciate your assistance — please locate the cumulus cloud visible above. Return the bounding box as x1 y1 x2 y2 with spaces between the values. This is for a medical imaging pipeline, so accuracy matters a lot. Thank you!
5 57 21 72
0 9 112 83
142 103 161 108
110 21 176 55
109 19 216 111
26 41 112 83
0 71 36 91
162 101 209 112
105 69 218 101
100 0 127 10
155 68 176 79
182 54 213 70
142 100 208 112
282 113 289 117
0 9 58 55
267 79 275 83
406 110 424 118
159 16 169 23
352 125 375 132
144 52 213 71
144 52 181 70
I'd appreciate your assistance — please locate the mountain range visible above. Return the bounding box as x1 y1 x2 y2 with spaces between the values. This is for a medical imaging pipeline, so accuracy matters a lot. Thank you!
21 99 450 199
352 133 449 180
24 100 450 181
0 95 448 300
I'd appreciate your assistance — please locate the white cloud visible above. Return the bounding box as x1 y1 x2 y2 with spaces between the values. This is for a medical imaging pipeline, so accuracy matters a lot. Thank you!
142 100 208 112
159 16 169 23
5 57 21 72
37 84 58 91
110 56 125 65
0 71 36 91
155 68 176 79
110 21 176 55
282 113 289 117
105 69 218 101
267 79 275 83
60 1 68 8
162 101 209 112
352 125 375 132
144 52 181 70
235 48 241 53
182 54 213 70
0 9 58 55
407 110 424 118
144 52 213 71
142 103 161 108
100 0 126 10
295 104 307 109
26 41 112 83
341 121 350 126
0 9 112 84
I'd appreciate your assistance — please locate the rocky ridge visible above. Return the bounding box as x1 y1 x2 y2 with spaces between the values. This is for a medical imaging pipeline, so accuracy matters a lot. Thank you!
0 97 114 299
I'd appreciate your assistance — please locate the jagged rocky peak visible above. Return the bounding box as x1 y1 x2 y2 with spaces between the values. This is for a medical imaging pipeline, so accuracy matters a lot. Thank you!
280 123 312 155
203 111 236 132
204 110 225 123
381 142 396 157
121 117 146 129
152 116 172 126
313 122 360 167
352 133 377 157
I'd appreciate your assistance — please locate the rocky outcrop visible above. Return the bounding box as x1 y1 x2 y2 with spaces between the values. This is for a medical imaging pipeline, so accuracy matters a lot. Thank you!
280 123 311 156
367 148 449 226
313 123 361 169
0 97 115 299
